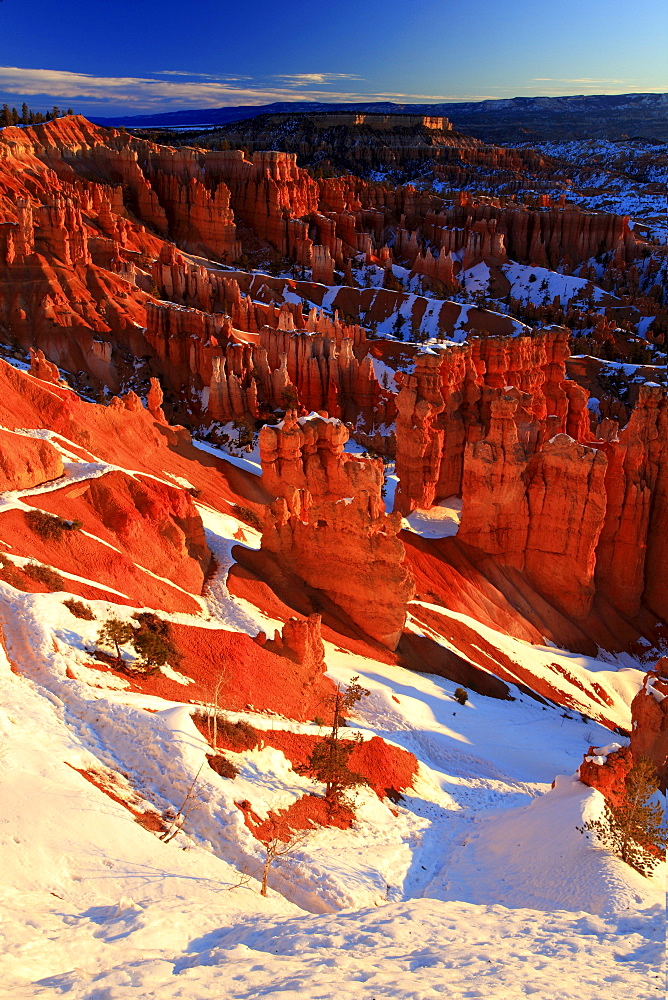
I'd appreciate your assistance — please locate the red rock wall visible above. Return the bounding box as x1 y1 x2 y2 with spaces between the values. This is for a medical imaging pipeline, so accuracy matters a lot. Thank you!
595 385 666 617
524 435 608 618
399 331 666 623
629 660 668 789
259 410 384 500
458 395 529 570
259 413 414 649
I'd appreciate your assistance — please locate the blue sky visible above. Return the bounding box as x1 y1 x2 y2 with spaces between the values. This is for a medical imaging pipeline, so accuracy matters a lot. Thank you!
0 0 666 114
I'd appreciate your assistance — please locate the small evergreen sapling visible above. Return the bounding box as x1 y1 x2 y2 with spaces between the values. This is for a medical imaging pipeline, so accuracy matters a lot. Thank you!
97 617 134 668
577 756 667 877
131 612 181 673
307 675 371 806
96 613 180 673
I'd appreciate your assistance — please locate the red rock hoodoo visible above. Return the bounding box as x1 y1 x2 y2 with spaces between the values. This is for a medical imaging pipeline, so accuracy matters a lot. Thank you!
259 411 414 649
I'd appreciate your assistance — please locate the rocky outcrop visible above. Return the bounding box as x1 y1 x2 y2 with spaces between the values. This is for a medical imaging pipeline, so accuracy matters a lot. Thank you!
580 658 668 798
29 348 62 385
68 470 211 594
0 428 64 490
202 148 319 252
394 328 582 517
644 393 668 621
524 435 608 618
144 264 389 428
595 385 666 617
260 613 327 677
394 351 449 515
260 412 414 649
259 410 384 501
578 743 633 807
458 395 529 569
433 196 635 269
630 658 668 790
396 327 666 624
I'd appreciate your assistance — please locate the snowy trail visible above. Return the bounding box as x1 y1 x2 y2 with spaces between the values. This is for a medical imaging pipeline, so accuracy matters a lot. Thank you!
18 897 663 1000
197 504 262 635
0 578 664 998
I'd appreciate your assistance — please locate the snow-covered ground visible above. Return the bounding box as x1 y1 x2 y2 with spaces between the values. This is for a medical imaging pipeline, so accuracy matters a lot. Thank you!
0 598 663 998
459 260 616 309
517 140 668 245
0 413 663 998
402 496 462 539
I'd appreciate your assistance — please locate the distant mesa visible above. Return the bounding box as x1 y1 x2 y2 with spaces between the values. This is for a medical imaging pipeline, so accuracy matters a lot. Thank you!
91 93 668 143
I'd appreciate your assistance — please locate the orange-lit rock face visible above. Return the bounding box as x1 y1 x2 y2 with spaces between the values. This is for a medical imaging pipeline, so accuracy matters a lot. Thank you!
596 385 667 618
393 329 579 517
458 395 529 569
394 326 666 626
259 410 384 501
80 470 211 592
630 660 668 790
580 659 668 798
578 743 633 807
0 429 64 491
260 412 414 649
524 435 608 619
262 491 413 650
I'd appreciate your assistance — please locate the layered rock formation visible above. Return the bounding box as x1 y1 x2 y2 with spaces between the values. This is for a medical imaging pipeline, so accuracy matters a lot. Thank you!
523 435 608 617
394 327 581 517
396 328 667 623
595 385 667 618
259 412 414 649
629 658 668 790
578 743 633 807
579 657 668 798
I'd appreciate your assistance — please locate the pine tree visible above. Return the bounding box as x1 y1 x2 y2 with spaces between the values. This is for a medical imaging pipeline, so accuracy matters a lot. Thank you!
307 676 370 804
578 757 667 877
130 612 181 672
131 630 172 672
21 102 29 125
97 617 135 667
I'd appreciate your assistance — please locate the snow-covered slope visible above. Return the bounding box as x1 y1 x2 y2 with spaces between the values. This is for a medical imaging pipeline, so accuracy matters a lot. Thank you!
0 359 663 998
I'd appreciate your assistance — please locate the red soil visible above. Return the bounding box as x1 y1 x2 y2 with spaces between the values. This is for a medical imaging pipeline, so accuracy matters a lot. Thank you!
0 428 63 490
22 469 210 595
195 716 418 802
0 359 270 517
236 794 355 843
0 506 201 613
411 602 619 727
82 622 336 723
66 763 166 831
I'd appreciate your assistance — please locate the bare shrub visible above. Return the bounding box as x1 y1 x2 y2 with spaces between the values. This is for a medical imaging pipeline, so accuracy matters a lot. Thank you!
207 754 239 779
232 504 262 530
23 562 65 591
0 555 25 589
454 687 468 705
25 509 82 541
215 718 259 751
63 599 95 620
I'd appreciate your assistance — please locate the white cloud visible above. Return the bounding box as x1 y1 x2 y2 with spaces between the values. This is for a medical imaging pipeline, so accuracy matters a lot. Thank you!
531 77 629 85
153 70 253 81
272 72 364 86
0 66 659 112
0 65 498 109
